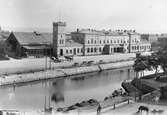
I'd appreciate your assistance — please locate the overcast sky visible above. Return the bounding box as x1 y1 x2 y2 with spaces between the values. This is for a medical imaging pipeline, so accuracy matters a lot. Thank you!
0 0 167 33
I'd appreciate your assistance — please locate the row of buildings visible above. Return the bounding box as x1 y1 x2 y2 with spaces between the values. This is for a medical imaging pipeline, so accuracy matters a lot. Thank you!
5 21 151 58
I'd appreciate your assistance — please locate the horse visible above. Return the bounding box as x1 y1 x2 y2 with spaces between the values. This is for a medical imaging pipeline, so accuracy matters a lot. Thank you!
138 106 149 114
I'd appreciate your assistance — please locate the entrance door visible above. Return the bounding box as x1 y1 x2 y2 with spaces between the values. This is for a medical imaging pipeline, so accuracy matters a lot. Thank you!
60 49 63 56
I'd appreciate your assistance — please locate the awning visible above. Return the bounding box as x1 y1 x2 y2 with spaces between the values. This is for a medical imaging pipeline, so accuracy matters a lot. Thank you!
23 45 50 50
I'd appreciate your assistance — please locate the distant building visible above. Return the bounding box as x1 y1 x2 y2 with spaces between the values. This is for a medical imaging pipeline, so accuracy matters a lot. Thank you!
53 21 151 57
6 32 52 57
0 31 10 55
141 34 158 43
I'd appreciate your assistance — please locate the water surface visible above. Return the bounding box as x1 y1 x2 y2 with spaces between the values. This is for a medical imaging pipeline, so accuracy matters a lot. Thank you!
0 67 134 110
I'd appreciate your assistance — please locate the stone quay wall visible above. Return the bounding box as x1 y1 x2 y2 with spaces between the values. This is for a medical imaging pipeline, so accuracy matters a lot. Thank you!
0 60 134 86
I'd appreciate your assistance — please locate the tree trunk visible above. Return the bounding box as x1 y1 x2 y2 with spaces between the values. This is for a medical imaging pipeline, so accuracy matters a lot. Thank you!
155 68 158 76
136 72 138 78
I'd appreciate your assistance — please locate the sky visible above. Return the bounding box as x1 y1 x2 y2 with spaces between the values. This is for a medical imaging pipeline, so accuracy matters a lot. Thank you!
0 0 167 33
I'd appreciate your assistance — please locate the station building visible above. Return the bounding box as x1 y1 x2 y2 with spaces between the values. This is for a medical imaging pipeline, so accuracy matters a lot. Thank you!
5 21 151 58
53 21 151 57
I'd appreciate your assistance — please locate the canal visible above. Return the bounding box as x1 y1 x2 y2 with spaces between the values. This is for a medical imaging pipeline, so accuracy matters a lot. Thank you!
0 67 134 111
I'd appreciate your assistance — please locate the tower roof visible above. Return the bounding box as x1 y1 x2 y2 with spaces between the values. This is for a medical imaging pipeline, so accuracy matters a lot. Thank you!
53 21 66 26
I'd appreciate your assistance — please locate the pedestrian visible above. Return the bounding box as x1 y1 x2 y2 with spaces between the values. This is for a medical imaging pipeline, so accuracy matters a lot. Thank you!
97 104 101 115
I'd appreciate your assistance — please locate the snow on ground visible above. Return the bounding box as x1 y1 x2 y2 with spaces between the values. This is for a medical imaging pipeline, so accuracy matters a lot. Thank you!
0 53 135 75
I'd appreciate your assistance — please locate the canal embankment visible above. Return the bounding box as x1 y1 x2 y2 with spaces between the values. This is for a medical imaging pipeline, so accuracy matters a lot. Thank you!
0 60 134 86
0 53 135 75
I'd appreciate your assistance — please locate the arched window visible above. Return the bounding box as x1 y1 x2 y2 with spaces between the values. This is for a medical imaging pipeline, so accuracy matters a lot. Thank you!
137 46 139 50
91 48 93 52
94 48 97 52
88 40 90 44
77 48 80 53
103 40 105 44
87 48 90 53
99 47 101 52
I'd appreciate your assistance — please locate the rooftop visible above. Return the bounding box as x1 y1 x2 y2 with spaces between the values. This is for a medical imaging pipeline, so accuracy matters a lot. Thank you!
11 32 52 45
65 39 83 47
73 28 138 36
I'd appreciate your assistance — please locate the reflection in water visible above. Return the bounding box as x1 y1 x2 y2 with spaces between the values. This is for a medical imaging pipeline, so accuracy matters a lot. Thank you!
51 78 65 104
0 67 134 110
51 93 64 103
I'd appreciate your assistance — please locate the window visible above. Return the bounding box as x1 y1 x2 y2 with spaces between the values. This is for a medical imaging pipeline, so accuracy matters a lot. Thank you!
77 48 80 53
107 40 109 43
62 40 64 44
87 48 90 53
94 48 97 52
70 50 72 53
111 40 112 43
88 40 90 44
99 47 101 52
66 50 68 54
100 40 101 44
91 48 93 52
117 40 119 44
104 40 105 44
91 39 93 44
95 40 96 44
